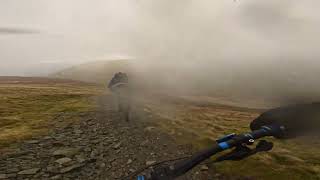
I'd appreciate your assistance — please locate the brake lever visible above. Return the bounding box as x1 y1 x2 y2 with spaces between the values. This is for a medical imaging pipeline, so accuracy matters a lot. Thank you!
215 140 273 162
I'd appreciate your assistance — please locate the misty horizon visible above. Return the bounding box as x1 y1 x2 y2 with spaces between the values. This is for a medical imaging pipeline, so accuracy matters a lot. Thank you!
1 0 320 105
1 1 319 75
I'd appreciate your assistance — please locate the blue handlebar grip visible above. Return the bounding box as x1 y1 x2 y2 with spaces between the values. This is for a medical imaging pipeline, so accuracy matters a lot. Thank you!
218 142 230 150
216 133 236 143
137 175 145 180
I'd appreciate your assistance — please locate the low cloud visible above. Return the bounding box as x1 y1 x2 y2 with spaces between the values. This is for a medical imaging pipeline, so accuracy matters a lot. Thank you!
0 27 40 35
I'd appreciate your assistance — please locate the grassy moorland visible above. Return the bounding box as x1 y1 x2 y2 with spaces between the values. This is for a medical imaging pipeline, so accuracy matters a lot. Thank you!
0 77 103 149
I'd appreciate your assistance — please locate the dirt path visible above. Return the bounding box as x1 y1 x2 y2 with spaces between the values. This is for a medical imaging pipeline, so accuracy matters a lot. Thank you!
0 94 225 180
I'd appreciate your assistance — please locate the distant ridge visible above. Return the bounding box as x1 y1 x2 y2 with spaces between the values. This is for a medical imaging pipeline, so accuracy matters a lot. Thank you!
0 76 94 85
51 60 134 85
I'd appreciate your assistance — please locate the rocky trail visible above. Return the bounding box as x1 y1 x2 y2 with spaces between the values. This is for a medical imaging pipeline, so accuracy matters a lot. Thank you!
0 95 245 180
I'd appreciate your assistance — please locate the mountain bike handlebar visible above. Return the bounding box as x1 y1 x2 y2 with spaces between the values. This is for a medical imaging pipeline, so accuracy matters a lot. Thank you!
136 124 285 180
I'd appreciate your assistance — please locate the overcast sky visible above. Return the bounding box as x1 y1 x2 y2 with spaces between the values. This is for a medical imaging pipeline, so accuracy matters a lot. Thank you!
0 0 319 75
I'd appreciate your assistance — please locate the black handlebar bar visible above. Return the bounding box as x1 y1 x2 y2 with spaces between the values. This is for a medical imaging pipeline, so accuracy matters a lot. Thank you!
136 124 285 180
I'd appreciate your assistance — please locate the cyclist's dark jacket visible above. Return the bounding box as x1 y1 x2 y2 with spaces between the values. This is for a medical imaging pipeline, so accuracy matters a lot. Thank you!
251 103 320 138
108 73 128 89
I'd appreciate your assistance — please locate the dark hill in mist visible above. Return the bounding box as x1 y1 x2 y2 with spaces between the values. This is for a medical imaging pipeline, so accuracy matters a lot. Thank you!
50 59 271 108
51 60 134 85
51 59 320 108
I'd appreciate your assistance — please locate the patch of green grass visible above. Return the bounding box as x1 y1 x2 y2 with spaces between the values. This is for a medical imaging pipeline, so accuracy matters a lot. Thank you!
214 157 319 180
0 82 103 148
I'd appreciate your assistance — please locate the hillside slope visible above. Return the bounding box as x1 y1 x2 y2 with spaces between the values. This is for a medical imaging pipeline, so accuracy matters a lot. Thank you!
49 61 320 179
52 60 134 85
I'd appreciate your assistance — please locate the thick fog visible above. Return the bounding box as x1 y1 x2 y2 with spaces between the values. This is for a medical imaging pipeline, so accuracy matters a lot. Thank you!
1 0 320 105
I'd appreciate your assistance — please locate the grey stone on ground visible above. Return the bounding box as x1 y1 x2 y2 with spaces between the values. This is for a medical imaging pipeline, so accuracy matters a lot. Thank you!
60 164 84 173
55 157 72 165
52 148 79 157
113 142 122 149
146 160 157 166
18 168 40 175
144 126 156 132
200 165 209 171
127 159 133 164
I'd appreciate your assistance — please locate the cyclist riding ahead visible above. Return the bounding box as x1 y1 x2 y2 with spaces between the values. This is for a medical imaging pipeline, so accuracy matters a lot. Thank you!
129 103 320 180
108 72 130 121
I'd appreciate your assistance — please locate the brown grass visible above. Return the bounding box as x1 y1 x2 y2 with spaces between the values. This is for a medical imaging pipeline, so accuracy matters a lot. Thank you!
0 77 103 149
